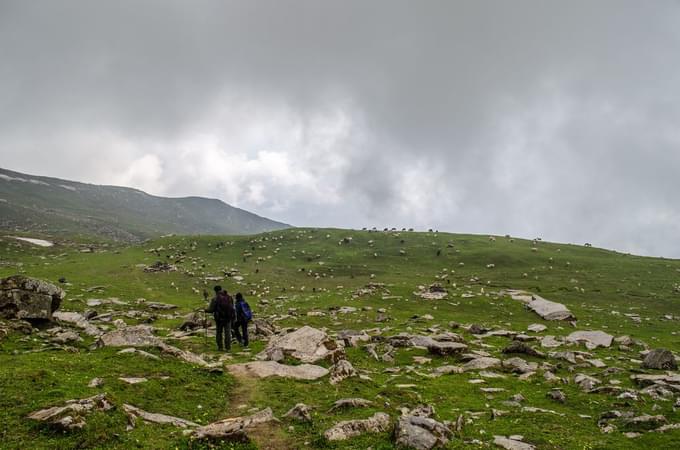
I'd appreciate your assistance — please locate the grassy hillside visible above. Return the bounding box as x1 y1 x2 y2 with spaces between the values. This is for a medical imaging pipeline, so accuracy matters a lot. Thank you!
0 167 289 241
1 229 679 449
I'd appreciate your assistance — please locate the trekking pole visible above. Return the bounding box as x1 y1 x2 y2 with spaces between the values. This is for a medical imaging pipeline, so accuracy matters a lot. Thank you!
202 290 209 347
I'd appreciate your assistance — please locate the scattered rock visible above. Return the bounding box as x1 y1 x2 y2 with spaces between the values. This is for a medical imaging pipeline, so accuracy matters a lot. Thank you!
191 408 277 440
97 325 161 347
547 389 566 403
642 349 678 370
27 394 113 430
427 341 467 356
88 377 103 388
394 407 452 450
324 412 390 441
493 435 536 450
119 377 148 385
566 330 613 349
413 283 448 300
463 357 501 372
328 398 373 412
502 341 544 358
527 324 547 333
123 403 198 429
330 359 357 384
502 357 538 374
284 403 312 422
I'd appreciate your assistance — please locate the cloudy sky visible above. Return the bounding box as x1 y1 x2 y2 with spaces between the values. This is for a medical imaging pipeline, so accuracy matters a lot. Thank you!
2 1 680 257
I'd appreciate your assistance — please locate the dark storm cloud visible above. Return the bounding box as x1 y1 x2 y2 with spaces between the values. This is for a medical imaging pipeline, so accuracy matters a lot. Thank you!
1 0 680 256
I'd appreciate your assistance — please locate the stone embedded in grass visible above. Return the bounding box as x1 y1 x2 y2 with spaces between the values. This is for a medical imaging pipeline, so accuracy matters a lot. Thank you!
227 361 329 380
426 341 467 356
328 398 373 412
190 408 277 440
566 330 614 349
123 403 199 430
462 357 501 372
119 377 148 384
502 341 544 358
330 359 357 385
394 407 452 450
502 357 538 374
324 412 390 442
88 377 103 388
504 290 575 321
27 394 114 431
493 435 536 450
284 403 312 422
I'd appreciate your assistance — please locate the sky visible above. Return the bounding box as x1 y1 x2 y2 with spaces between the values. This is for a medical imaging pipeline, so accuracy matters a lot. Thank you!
1 1 680 257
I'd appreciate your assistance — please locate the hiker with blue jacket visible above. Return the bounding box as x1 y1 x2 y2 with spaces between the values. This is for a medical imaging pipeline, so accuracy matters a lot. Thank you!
205 286 236 351
233 292 252 347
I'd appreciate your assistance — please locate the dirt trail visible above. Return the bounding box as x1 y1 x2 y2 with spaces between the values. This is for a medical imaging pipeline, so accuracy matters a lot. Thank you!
228 373 297 450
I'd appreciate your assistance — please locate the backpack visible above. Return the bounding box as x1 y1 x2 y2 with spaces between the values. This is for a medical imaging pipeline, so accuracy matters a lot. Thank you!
238 301 253 322
215 294 233 322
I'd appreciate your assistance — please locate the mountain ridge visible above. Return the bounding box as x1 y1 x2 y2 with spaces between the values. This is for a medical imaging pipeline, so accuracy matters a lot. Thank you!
0 167 290 241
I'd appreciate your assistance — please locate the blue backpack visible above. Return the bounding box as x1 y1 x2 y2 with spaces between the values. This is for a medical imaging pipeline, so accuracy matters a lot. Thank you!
238 301 253 321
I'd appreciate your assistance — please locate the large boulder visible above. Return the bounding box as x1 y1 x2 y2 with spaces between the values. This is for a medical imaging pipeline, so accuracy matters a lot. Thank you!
642 349 678 370
257 325 339 363
0 275 64 320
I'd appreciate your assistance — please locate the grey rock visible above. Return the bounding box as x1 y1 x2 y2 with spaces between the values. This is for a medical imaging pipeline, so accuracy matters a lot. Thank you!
642 349 678 370
324 412 390 441
0 275 64 321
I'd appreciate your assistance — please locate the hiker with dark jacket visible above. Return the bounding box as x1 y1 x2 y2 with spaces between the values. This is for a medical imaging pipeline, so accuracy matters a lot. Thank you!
233 292 252 347
205 286 236 351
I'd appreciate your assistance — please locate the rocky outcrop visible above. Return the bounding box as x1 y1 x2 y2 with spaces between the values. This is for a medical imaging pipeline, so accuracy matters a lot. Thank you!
0 275 64 320
226 361 329 380
324 412 390 441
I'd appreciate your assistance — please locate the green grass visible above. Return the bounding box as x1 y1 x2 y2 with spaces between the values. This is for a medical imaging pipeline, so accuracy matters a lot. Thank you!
1 228 679 449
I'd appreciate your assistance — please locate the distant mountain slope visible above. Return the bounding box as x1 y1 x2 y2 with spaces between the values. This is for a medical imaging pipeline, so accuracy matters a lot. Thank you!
0 167 290 241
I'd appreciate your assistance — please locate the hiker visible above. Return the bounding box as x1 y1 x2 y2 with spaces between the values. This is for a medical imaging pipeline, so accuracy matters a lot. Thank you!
233 292 252 347
205 285 235 351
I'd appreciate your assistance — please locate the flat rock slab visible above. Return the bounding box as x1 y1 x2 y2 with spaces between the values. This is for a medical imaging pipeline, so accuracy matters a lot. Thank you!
505 290 574 321
324 412 390 441
27 394 113 430
98 325 161 347
191 408 276 440
494 435 536 450
53 311 103 337
227 361 329 380
566 330 613 349
123 403 198 429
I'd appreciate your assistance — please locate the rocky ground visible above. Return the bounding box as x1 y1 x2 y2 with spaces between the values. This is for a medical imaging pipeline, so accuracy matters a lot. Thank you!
1 229 679 449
